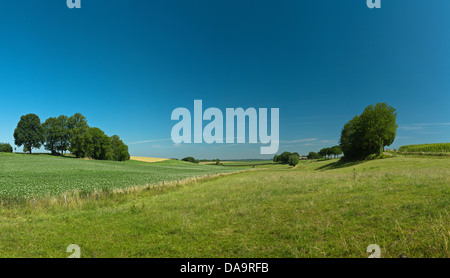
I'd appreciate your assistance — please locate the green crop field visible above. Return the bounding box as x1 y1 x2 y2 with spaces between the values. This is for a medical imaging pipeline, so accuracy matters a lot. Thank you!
398 143 450 153
0 153 448 258
0 153 242 200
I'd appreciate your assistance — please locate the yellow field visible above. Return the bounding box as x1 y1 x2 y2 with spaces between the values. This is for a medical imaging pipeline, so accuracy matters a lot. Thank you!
130 156 169 163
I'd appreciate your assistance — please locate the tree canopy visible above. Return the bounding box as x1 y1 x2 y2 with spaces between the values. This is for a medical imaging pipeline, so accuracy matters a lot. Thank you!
88 127 111 160
307 151 321 160
13 113 130 161
340 103 398 160
274 151 299 165
13 114 44 154
42 115 70 155
0 143 13 153
68 113 90 158
108 135 131 162
182 157 199 163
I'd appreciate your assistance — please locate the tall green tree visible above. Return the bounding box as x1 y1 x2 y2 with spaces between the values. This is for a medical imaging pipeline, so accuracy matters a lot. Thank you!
42 117 59 155
319 148 333 159
68 113 90 158
55 115 70 155
13 114 44 154
331 145 342 158
340 115 366 159
87 127 110 160
340 103 398 159
360 103 398 155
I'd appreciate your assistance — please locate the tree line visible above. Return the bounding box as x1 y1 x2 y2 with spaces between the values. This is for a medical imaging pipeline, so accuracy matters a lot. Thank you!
307 146 342 160
272 146 342 164
273 103 397 163
13 113 130 161
305 103 397 161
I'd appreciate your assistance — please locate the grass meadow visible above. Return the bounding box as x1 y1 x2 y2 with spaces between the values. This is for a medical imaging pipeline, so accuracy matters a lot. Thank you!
0 153 448 258
201 160 276 166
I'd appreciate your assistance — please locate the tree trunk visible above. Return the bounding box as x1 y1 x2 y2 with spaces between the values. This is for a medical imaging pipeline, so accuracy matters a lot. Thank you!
379 139 383 155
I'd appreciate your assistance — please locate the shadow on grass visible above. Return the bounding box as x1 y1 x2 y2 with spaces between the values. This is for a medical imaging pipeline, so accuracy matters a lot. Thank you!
14 152 77 159
315 159 365 171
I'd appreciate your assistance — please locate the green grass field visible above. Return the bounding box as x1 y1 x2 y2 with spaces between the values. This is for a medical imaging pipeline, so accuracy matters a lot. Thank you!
0 153 448 258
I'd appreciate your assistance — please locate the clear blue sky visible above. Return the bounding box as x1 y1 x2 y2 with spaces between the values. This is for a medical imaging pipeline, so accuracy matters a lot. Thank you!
0 0 449 159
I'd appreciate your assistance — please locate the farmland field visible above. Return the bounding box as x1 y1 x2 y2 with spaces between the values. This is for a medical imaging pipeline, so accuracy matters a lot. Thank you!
130 157 169 163
0 153 242 200
0 154 448 258
398 143 450 154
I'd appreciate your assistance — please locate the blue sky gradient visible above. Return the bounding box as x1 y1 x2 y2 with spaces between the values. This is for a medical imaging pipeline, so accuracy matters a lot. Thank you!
0 0 449 159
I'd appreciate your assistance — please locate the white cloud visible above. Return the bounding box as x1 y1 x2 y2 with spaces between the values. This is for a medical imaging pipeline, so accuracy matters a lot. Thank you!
281 138 318 144
129 138 172 145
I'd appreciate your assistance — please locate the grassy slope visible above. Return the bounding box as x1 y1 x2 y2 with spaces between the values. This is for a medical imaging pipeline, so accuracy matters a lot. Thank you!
0 155 449 258
0 153 241 199
201 160 276 166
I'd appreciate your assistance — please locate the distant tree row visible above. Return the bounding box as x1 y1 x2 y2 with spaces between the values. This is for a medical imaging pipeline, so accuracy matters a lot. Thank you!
306 146 342 160
307 152 321 160
13 113 130 161
273 151 300 166
182 157 199 163
0 143 12 153
340 103 397 160
319 146 342 159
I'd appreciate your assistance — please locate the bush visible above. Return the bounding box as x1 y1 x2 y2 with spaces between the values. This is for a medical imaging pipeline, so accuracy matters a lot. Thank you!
0 143 13 153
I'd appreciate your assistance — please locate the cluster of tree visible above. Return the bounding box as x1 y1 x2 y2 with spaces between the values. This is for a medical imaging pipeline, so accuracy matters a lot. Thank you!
340 103 397 160
273 151 300 166
306 146 342 160
307 151 321 160
13 113 130 161
319 146 342 159
181 157 199 163
0 143 12 153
